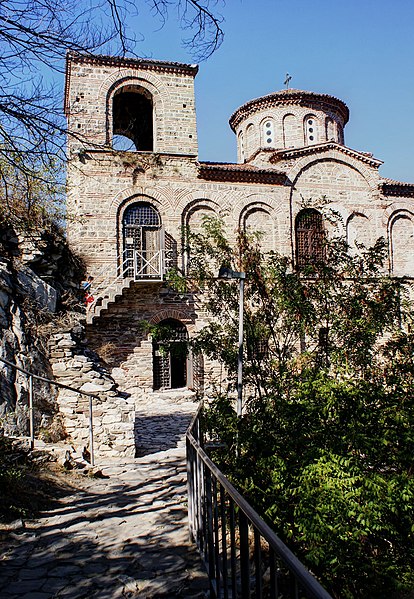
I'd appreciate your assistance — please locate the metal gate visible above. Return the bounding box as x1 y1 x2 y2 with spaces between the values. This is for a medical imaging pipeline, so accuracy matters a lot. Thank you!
153 319 188 390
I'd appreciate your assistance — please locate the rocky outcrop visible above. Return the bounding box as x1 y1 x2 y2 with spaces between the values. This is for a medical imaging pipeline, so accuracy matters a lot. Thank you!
0 225 136 457
0 256 58 436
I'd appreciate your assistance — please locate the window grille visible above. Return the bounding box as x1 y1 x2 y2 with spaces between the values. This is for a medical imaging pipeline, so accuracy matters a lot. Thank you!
123 203 161 278
153 351 171 390
123 203 160 228
296 209 324 268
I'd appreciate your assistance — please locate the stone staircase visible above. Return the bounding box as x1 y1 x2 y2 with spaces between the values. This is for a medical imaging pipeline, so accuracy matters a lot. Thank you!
86 276 134 324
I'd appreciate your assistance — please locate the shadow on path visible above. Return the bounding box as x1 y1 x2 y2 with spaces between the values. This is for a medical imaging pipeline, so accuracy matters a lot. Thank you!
1 409 207 598
134 413 193 457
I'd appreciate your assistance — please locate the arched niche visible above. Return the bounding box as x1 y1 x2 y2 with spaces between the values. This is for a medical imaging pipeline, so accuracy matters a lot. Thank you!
390 212 414 276
325 117 336 142
183 201 218 274
238 131 245 163
346 212 372 254
283 113 298 148
185 204 217 235
242 205 275 253
245 123 255 157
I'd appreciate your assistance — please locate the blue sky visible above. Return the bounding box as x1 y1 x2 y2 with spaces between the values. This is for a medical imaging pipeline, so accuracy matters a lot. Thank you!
122 0 413 183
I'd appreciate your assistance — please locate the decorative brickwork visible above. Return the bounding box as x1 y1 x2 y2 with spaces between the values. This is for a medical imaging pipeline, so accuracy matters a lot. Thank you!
64 53 414 454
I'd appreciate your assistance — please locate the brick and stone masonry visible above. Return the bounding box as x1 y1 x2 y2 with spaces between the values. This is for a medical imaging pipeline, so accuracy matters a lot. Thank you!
59 52 414 456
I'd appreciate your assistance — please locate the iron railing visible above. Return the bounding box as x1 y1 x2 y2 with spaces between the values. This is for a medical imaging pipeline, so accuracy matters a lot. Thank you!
186 405 332 599
87 246 178 317
0 356 100 466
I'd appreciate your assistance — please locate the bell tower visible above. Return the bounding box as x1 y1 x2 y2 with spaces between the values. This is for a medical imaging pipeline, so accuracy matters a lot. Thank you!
65 53 199 156
64 53 199 264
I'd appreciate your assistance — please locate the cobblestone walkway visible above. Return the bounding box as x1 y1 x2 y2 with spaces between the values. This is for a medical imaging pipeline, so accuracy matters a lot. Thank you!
0 392 208 598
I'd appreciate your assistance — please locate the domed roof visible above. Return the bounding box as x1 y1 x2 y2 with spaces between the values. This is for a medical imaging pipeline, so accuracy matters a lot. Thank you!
229 88 349 131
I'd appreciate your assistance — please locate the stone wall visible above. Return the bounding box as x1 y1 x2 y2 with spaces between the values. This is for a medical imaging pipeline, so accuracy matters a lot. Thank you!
63 53 414 411
0 226 138 457
85 283 199 396
49 328 136 457
234 104 345 162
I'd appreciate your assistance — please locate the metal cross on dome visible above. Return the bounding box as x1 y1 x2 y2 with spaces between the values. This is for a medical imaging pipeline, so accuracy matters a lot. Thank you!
284 73 292 89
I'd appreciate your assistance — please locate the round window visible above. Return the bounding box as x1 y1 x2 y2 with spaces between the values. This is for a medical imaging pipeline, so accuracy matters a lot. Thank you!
309 127 313 133
308 119 313 125
265 122 271 127
309 135 314 141
266 130 272 135
267 138 272 143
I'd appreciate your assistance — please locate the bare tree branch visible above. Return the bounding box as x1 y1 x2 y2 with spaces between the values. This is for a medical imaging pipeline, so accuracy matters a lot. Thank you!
0 0 225 225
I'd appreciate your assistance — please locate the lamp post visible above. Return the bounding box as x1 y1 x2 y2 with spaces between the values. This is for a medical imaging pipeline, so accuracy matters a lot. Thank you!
218 266 246 418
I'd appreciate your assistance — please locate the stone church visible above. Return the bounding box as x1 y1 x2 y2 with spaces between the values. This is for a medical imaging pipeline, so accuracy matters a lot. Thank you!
64 52 414 406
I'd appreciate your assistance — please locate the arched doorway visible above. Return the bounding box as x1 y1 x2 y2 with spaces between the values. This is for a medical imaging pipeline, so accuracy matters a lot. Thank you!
122 202 162 279
152 319 189 391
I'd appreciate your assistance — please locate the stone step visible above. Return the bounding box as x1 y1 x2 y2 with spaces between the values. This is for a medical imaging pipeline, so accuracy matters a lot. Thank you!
86 277 134 323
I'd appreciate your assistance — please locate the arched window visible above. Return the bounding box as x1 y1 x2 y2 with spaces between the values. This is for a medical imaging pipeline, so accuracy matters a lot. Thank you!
262 119 275 148
238 131 245 162
113 86 153 151
122 202 162 278
153 319 188 390
304 115 318 145
295 209 324 269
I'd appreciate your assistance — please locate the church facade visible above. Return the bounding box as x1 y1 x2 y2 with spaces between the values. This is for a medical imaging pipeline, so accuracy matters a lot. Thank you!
65 52 414 400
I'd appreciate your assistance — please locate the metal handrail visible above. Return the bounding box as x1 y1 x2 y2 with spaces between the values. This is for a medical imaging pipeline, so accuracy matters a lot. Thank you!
88 250 133 314
87 248 168 316
0 356 101 466
134 249 163 278
186 404 332 599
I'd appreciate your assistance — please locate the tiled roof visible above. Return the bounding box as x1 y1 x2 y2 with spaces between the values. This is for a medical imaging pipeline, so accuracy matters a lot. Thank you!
269 141 383 168
198 162 287 184
380 178 414 197
66 52 199 75
229 89 349 131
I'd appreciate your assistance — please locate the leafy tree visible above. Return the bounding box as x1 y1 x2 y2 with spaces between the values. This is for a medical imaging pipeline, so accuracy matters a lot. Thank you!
187 213 414 598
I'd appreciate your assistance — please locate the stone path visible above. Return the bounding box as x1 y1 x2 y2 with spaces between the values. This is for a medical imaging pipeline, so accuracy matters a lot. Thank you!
0 392 208 598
